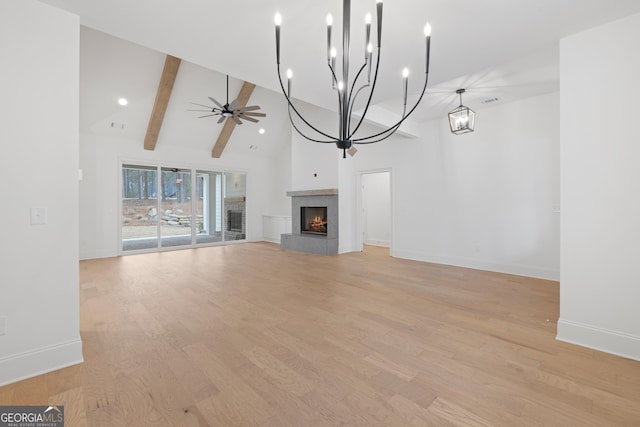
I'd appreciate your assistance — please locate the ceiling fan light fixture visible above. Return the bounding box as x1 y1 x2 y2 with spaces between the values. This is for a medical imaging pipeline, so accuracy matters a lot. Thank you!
188 75 266 125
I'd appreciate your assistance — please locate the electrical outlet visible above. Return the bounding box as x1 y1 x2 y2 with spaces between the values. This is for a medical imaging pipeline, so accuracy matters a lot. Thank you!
0 316 6 336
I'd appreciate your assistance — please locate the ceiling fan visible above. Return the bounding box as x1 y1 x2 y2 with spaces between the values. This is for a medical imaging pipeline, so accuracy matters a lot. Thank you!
189 75 266 125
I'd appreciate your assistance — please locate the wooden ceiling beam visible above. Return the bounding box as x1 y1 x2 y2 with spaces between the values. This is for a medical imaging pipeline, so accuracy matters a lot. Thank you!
211 81 256 158
144 55 181 151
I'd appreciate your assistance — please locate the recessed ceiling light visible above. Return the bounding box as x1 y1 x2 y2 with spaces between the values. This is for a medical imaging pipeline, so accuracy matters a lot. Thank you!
258 128 265 134
118 98 128 106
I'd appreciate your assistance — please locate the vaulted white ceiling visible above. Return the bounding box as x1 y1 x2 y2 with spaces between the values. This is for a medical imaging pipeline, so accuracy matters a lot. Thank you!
42 0 640 153
79 27 291 158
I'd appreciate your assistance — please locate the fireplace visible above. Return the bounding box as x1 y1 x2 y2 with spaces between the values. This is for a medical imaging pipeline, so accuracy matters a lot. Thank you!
301 206 327 235
281 188 338 256
227 211 243 232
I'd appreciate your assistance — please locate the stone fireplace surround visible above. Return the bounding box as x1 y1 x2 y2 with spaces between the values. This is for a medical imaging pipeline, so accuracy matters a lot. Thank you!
281 189 338 255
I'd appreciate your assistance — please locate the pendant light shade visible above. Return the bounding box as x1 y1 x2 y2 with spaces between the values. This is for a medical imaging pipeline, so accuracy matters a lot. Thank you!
448 89 475 135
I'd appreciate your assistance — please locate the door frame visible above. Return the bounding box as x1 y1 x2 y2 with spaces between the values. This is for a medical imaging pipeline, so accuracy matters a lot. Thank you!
356 168 392 252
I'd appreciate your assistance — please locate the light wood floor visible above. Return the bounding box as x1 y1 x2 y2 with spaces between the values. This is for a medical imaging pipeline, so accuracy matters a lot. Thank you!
1 243 639 426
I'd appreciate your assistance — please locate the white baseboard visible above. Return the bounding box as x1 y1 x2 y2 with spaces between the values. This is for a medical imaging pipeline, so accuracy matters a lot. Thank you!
80 249 116 260
557 319 640 362
390 249 559 281
364 239 390 248
0 338 84 387
262 237 281 244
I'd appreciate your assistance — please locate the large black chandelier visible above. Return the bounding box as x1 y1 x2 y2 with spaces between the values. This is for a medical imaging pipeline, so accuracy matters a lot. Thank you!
274 0 432 158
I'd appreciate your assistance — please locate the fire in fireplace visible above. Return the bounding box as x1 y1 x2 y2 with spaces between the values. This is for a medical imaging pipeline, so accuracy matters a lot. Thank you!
301 206 327 235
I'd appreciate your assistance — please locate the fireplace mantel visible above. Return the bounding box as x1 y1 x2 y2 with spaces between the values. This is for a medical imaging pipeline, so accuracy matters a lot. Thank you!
286 189 338 197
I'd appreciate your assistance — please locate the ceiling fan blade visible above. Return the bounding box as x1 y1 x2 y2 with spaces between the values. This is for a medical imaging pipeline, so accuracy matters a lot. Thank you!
237 105 261 112
190 102 214 109
217 116 226 124
228 99 240 111
198 114 218 118
231 116 242 125
238 115 259 123
242 112 266 117
208 97 224 109
187 109 214 112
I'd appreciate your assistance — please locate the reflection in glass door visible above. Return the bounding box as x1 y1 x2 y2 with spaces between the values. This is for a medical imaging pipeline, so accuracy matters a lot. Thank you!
224 172 247 241
196 170 223 244
160 168 192 248
122 164 158 251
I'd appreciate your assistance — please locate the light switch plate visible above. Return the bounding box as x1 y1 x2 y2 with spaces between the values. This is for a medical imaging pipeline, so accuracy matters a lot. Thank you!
30 207 48 225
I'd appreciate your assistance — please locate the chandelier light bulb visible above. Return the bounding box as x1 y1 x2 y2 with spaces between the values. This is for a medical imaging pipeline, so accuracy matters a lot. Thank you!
286 69 292 95
365 13 372 24
330 47 337 58
376 0 382 3
337 81 344 91
402 68 409 106
326 14 333 26
424 23 432 37
274 13 282 26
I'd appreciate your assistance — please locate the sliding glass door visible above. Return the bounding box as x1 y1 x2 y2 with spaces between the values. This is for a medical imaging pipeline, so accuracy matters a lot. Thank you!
122 164 158 251
121 163 246 253
160 168 192 248
196 170 223 244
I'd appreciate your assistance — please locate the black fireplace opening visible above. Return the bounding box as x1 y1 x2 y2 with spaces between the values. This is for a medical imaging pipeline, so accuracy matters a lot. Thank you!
227 210 243 232
301 206 327 235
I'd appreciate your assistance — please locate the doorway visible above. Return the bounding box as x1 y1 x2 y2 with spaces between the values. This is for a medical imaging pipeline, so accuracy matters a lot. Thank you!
360 170 391 250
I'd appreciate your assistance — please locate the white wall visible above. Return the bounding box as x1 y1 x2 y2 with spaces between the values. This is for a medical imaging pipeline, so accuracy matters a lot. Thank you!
79 133 273 259
362 172 391 247
265 141 292 216
0 0 83 386
353 92 560 280
287 93 560 274
290 103 340 191
558 13 640 360
338 153 358 253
